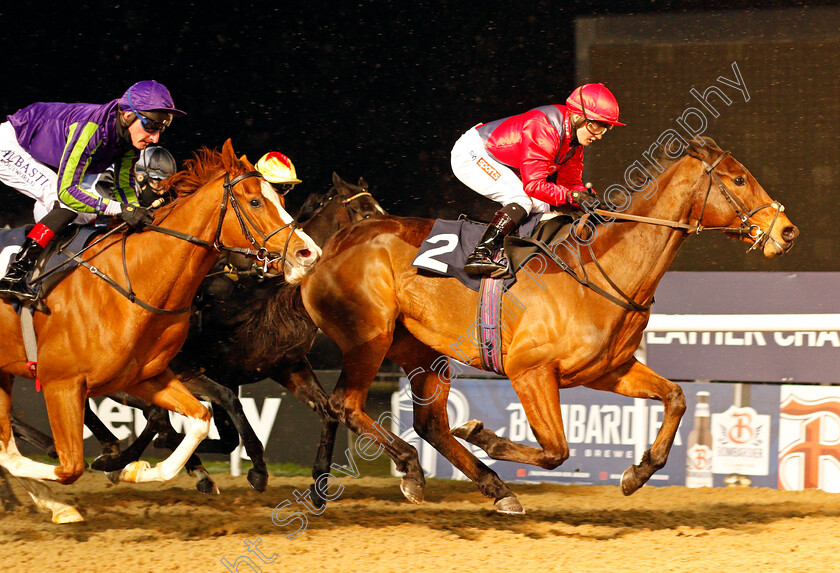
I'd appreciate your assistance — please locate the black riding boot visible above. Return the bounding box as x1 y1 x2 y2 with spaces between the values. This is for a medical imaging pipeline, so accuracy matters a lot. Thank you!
0 238 43 302
464 204 527 276
0 207 76 303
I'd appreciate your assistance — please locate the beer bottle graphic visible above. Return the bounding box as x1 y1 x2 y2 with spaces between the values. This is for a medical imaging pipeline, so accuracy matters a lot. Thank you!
686 391 714 488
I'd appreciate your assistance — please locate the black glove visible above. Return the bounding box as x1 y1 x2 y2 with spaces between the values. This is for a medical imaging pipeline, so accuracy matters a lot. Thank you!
566 187 596 209
120 204 154 229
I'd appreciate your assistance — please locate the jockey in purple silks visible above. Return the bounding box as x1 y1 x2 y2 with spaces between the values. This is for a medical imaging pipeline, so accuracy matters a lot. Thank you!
0 80 185 302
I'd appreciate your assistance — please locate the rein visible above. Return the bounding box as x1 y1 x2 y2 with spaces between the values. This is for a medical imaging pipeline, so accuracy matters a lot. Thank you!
299 187 379 226
35 170 294 315
589 151 784 248
561 151 784 312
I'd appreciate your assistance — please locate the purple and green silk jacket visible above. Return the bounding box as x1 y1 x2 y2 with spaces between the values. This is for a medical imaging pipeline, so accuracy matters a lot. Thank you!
8 100 139 213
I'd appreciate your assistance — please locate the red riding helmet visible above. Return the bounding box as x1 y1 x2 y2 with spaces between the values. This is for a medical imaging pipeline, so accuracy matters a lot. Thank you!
566 83 626 126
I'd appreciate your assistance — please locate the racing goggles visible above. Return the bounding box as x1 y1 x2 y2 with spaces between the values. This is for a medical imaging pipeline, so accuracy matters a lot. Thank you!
584 120 612 136
134 110 173 134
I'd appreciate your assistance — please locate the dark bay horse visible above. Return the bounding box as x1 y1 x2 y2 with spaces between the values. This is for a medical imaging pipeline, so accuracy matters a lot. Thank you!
0 139 320 523
62 173 384 498
300 137 799 514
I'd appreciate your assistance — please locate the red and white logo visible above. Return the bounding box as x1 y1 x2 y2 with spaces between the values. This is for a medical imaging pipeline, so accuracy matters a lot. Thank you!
712 406 770 476
779 386 840 492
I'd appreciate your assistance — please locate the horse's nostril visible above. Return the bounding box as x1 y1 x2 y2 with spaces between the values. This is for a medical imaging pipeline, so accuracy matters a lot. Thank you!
297 249 312 259
782 226 799 241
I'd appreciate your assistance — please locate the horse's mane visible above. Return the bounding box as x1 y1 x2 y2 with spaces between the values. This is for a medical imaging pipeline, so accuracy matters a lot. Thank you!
627 135 721 189
165 147 244 198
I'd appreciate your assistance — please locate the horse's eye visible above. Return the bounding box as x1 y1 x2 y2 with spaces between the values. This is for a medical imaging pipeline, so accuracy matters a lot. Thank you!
250 199 262 208
734 176 746 186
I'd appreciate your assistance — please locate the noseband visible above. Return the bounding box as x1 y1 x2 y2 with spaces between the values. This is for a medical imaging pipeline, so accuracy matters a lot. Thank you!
696 153 785 253
589 151 785 253
300 187 383 225
146 170 296 267
45 170 299 314
214 171 298 271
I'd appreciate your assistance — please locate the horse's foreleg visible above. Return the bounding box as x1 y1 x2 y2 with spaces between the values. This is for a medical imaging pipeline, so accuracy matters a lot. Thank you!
392 335 522 514
15 476 83 524
118 369 210 484
278 360 339 508
452 363 571 471
90 402 162 472
585 359 686 495
0 374 63 482
330 336 425 503
31 378 87 485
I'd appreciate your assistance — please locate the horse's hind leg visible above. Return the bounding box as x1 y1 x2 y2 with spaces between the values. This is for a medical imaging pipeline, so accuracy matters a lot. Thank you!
277 360 339 508
585 359 686 495
11 413 57 458
179 372 266 492
0 467 21 510
452 362 572 470
118 369 210 484
390 332 522 514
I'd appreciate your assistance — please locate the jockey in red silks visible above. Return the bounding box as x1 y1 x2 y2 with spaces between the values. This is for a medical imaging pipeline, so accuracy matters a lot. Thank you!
0 80 185 302
450 83 625 276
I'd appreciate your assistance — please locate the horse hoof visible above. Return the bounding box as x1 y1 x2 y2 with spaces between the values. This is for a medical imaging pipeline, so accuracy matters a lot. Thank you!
119 461 150 483
400 477 425 504
451 419 483 441
494 496 525 515
196 477 220 495
91 454 123 472
247 468 268 493
620 466 640 496
105 470 121 485
52 506 84 524
310 484 327 509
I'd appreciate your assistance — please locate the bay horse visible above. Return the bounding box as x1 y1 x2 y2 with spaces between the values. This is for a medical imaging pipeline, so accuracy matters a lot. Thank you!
81 172 384 498
300 137 799 514
0 139 320 523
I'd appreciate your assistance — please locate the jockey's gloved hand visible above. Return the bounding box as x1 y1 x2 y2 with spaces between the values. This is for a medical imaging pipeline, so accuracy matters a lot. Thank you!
120 204 154 229
567 187 596 209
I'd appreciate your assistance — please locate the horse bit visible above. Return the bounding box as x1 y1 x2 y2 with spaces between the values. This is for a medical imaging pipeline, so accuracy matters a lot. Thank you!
299 187 382 225
588 151 786 253
41 170 297 315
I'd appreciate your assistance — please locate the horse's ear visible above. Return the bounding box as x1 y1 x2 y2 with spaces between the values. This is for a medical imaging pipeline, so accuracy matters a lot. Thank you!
358 177 368 189
221 139 238 171
686 137 713 163
332 172 344 187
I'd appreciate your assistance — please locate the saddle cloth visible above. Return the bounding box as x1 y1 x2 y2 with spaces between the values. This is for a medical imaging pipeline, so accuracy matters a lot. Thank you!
0 224 105 297
412 213 572 292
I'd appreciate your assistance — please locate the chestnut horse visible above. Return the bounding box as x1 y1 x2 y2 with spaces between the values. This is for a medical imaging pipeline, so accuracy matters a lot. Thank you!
0 139 320 523
301 137 799 514
82 172 385 497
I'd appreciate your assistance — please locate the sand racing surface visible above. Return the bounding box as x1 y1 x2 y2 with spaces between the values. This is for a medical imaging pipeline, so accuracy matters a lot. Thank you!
3 472 840 572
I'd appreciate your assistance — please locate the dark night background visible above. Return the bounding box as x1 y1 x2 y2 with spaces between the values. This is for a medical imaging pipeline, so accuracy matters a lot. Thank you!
1 1 838 269
3 1 840 463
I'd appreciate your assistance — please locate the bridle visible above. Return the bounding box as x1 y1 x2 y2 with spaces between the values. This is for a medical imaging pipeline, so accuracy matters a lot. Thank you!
298 186 383 226
36 170 299 314
562 151 786 312
588 151 785 253
695 152 785 253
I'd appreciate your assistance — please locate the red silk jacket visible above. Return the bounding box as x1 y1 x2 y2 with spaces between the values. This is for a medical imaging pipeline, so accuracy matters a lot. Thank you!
475 104 586 206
